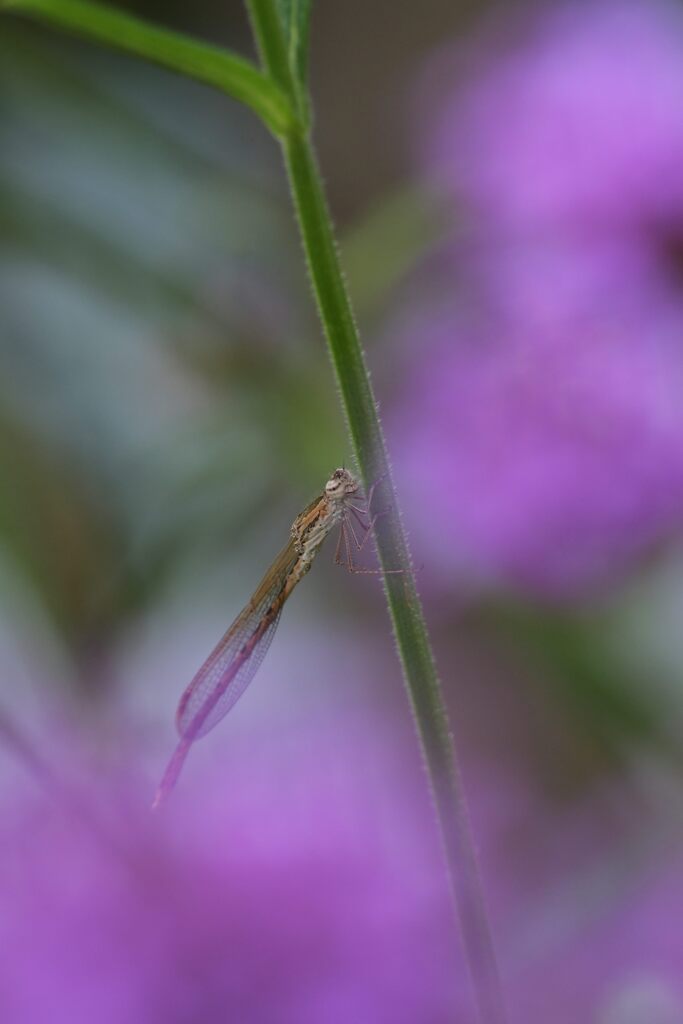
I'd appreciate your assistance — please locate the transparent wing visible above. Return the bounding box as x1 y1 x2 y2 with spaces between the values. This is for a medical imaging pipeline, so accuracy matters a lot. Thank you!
153 538 304 807
176 606 283 742
175 539 299 743
154 597 286 808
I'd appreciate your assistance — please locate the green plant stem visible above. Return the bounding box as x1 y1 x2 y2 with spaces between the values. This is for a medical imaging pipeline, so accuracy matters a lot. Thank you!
247 2 506 1021
285 124 506 1024
1 0 293 136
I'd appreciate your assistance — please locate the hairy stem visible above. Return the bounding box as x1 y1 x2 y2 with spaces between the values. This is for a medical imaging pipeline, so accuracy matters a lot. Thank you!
247 2 506 1021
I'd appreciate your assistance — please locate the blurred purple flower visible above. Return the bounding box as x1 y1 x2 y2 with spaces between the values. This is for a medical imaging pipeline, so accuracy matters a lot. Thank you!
392 0 683 596
1 702 682 1023
507 831 683 1024
467 770 683 1022
391 297 683 595
424 0 683 240
0 709 456 1024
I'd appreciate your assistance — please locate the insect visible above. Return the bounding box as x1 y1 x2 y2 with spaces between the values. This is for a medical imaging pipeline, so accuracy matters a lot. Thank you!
153 467 384 807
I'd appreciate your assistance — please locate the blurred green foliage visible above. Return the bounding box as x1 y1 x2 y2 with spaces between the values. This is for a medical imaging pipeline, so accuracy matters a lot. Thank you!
0 21 433 688
0 24 346 677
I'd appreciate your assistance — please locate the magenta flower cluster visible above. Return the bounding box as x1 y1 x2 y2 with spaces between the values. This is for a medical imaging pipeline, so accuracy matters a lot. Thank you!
392 0 683 596
0 711 455 1024
2 711 682 1023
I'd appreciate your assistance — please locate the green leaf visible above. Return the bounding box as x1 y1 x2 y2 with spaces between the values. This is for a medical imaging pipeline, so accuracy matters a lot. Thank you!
1 0 294 136
276 0 312 84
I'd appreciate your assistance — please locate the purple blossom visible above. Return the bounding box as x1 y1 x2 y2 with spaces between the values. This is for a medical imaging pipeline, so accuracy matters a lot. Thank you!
423 0 683 239
0 703 682 1022
467 773 683 1022
508 836 683 1023
0 708 456 1024
391 295 683 596
392 0 683 596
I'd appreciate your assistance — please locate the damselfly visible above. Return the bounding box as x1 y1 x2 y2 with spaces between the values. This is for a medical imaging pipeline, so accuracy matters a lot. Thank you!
154 467 386 807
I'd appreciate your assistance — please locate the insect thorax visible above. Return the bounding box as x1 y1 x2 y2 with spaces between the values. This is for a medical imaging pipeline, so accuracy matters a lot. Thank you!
294 497 344 565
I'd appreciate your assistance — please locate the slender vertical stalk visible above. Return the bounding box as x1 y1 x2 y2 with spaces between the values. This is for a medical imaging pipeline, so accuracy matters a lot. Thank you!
247 2 506 1021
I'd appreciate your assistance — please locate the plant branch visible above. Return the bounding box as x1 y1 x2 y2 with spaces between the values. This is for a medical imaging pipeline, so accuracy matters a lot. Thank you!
1 0 294 136
284 114 506 1024
246 1 506 1021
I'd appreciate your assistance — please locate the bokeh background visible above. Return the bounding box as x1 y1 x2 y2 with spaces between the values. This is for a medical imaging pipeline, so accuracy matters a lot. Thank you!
1 1 683 1021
